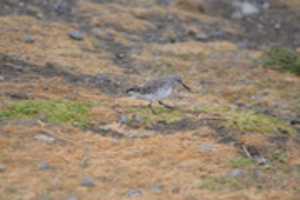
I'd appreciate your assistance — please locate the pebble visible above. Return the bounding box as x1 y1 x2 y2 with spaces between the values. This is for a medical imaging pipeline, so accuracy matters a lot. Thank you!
262 3 270 10
150 185 163 193
24 35 35 43
0 75 4 81
274 23 281 29
195 33 209 41
119 115 129 124
34 134 56 144
158 0 173 6
0 164 7 172
39 161 51 171
69 31 85 41
80 176 96 188
227 169 245 178
67 195 78 200
127 189 143 198
199 144 215 153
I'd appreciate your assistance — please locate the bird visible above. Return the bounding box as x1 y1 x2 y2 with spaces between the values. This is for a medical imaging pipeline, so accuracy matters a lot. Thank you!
126 75 191 113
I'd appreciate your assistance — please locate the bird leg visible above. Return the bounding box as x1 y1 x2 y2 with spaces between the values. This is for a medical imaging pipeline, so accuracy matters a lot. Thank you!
158 101 174 110
148 102 157 114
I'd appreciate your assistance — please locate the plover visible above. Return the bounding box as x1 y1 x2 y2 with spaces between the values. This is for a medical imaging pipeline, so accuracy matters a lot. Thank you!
126 75 191 112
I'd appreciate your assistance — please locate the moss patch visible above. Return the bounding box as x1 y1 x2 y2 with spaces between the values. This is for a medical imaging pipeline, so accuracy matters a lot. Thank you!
200 105 296 135
224 110 296 135
127 106 185 127
0 100 91 128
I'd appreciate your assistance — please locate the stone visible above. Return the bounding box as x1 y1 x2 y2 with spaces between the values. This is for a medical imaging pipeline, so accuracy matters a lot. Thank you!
0 164 6 172
80 176 96 188
127 189 143 198
233 1 260 17
39 161 51 171
34 134 55 144
119 115 129 124
67 195 78 200
274 23 281 29
69 31 85 41
0 76 4 81
150 185 163 193
158 0 173 6
262 3 270 10
195 33 209 41
227 169 245 177
199 144 215 153
24 35 35 43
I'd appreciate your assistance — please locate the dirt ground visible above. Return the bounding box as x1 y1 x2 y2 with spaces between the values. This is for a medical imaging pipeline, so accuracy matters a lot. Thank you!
0 0 300 199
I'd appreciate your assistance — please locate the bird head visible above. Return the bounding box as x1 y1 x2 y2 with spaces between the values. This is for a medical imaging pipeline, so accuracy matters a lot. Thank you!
170 75 191 92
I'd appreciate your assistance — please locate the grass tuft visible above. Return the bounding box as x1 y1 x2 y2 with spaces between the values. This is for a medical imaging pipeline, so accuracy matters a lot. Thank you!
0 100 91 128
263 47 300 75
224 110 296 135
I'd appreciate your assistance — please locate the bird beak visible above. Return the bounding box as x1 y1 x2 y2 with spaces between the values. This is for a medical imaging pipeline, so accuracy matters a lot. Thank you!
181 82 191 92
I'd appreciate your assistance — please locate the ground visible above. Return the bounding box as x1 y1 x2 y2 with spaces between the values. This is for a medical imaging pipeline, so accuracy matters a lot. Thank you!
0 0 300 200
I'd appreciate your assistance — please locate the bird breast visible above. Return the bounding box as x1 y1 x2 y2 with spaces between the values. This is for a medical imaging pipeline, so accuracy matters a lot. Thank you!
152 86 173 101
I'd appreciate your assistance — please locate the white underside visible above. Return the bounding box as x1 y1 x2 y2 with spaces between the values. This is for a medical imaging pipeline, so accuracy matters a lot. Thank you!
131 87 173 102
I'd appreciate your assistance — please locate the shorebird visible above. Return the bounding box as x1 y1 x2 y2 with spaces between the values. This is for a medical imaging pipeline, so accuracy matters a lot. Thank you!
126 75 191 113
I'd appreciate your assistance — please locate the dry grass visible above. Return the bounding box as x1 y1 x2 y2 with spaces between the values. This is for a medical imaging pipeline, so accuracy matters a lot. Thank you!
0 0 300 199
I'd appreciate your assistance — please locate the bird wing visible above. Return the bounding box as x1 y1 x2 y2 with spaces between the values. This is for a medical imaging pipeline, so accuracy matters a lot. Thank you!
140 78 167 94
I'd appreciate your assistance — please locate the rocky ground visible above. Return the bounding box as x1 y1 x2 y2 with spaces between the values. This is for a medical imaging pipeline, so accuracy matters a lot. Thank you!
0 0 300 199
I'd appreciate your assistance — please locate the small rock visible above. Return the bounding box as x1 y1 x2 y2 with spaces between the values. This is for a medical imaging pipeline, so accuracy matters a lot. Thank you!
67 195 78 200
24 35 35 43
227 169 245 177
231 11 243 19
80 176 96 188
150 185 163 193
69 31 85 41
172 187 180 194
119 115 129 124
262 2 270 10
39 161 51 171
0 75 4 81
116 53 125 59
233 1 260 16
34 134 56 144
158 0 173 6
0 164 7 172
127 189 143 198
274 23 281 29
199 144 215 153
195 33 209 41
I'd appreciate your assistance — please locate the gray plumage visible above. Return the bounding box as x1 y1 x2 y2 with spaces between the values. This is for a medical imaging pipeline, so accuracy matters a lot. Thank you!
126 75 191 103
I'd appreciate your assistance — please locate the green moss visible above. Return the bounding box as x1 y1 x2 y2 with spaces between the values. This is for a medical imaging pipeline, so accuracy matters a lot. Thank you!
198 105 296 135
224 110 296 135
263 48 300 75
0 100 91 128
127 106 184 127
230 157 255 168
